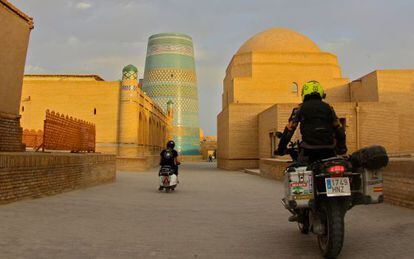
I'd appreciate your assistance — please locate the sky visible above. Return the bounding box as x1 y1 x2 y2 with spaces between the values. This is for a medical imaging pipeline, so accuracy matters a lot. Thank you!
13 0 414 136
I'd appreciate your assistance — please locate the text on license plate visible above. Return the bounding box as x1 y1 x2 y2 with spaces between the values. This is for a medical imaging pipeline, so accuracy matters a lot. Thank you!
325 177 351 197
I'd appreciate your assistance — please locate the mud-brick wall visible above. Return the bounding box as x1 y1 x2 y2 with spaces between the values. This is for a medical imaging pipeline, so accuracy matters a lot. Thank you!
0 152 116 205
0 116 25 152
383 158 414 209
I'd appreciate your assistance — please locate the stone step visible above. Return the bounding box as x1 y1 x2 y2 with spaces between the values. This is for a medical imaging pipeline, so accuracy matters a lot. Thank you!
244 168 261 176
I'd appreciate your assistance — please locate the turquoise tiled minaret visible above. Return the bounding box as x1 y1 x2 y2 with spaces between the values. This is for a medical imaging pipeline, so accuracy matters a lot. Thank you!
142 33 200 155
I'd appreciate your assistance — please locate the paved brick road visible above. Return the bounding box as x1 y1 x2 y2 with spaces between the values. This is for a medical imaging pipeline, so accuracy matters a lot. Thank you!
0 162 413 258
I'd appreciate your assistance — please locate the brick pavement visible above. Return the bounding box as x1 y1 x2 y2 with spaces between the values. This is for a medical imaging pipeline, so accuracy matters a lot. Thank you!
0 162 413 258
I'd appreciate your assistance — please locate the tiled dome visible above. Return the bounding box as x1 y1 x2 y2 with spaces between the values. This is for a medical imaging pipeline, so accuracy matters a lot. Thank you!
122 64 138 73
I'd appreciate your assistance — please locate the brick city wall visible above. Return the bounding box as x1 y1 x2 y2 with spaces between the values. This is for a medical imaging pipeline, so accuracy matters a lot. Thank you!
0 152 116 205
0 115 25 152
382 158 414 209
259 158 414 209
116 155 159 172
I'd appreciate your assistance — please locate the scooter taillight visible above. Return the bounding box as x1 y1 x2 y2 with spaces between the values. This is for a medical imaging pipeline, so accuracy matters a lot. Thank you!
162 176 170 185
328 165 345 177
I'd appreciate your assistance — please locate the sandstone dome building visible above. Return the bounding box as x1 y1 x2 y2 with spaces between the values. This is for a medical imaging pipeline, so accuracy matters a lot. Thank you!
218 27 414 170
221 28 349 108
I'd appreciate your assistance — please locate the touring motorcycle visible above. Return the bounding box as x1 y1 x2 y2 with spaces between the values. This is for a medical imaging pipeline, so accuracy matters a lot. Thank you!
275 132 388 258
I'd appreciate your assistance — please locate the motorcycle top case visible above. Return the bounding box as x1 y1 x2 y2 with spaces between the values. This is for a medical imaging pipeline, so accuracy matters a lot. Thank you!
350 145 389 170
284 166 314 208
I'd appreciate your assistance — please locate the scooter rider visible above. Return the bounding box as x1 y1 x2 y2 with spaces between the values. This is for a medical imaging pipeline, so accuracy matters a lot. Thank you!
275 81 347 164
160 140 180 175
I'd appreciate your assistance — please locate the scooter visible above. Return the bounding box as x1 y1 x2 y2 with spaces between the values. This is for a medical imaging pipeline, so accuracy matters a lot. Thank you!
158 165 178 192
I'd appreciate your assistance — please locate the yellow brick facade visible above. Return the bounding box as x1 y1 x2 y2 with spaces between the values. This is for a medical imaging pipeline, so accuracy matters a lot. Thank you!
200 136 217 160
218 27 414 170
20 75 172 160
218 28 349 170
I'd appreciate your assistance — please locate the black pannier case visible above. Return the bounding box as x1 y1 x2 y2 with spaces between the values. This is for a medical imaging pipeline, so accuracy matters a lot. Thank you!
350 145 389 170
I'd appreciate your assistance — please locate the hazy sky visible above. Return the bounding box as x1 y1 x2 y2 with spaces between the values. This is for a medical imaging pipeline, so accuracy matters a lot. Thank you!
13 0 414 135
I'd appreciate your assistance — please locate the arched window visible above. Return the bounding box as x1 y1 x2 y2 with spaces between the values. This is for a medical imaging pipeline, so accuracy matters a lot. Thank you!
93 108 97 115
291 82 298 93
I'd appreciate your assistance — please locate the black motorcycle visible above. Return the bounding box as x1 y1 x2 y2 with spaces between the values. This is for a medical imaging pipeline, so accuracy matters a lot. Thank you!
276 132 388 258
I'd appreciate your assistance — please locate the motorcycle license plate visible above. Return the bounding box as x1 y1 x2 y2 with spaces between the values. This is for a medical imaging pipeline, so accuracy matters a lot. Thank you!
325 177 351 197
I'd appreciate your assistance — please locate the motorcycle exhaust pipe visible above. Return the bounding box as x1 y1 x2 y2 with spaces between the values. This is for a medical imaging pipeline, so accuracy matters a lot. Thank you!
281 199 296 215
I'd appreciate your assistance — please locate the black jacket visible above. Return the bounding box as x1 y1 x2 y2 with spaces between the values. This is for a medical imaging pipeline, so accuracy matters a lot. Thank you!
277 97 347 155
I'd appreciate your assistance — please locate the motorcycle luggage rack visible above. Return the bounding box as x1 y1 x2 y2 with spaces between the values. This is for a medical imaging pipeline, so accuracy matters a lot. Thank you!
316 190 362 195
314 172 361 178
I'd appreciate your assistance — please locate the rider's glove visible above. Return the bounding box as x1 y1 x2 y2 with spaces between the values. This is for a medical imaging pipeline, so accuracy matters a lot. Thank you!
274 148 286 156
335 143 348 155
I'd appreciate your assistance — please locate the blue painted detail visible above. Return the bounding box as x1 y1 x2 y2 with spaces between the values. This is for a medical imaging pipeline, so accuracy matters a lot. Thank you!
144 54 195 70
326 179 332 190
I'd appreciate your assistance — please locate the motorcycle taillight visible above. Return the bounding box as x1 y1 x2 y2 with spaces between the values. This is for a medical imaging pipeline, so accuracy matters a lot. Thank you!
329 165 345 173
328 165 345 177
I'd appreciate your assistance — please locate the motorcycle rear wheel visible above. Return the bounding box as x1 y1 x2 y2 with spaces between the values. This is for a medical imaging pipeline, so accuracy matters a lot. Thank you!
317 200 344 258
165 187 171 193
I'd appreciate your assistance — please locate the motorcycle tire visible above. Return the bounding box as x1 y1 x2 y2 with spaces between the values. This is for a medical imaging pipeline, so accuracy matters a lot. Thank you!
317 200 345 259
165 187 171 193
298 210 310 234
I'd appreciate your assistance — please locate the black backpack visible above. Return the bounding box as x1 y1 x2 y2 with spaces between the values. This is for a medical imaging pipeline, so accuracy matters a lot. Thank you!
164 148 174 160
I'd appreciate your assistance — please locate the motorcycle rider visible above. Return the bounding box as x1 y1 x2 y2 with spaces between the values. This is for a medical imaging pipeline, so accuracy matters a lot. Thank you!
159 140 180 190
275 80 347 164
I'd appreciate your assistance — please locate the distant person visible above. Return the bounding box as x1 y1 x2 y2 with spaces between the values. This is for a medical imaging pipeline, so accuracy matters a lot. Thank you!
208 154 213 162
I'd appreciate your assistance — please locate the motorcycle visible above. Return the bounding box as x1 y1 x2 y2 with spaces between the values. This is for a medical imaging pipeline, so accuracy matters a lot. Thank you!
158 165 178 193
275 132 388 258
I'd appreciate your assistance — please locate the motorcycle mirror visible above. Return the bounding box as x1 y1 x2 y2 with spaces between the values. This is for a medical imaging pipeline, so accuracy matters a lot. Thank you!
275 131 283 138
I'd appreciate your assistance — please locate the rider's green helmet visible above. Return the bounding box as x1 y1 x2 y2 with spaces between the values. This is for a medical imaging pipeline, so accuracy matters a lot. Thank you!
301 80 325 100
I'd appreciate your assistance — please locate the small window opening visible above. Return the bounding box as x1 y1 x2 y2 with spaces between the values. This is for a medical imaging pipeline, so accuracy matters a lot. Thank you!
170 74 174 78
22 106 25 112
292 82 298 93
94 108 97 115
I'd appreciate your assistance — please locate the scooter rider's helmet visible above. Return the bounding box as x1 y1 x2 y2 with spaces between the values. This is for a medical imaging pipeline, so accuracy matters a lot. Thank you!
166 140 175 149
301 80 326 101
